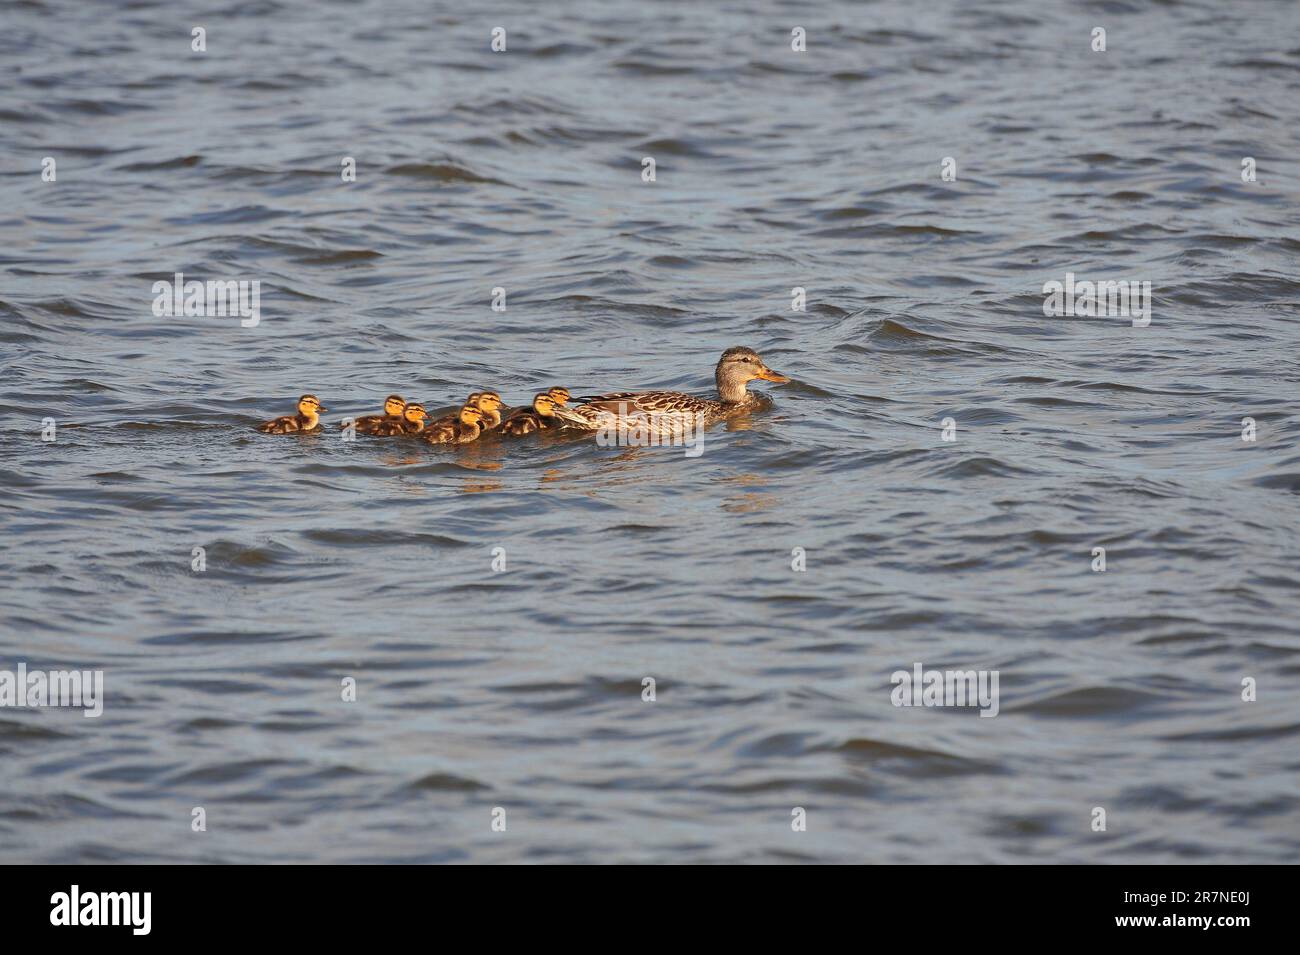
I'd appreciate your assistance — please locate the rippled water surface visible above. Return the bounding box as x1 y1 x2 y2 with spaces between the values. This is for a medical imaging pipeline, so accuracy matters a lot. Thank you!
2 0 1299 863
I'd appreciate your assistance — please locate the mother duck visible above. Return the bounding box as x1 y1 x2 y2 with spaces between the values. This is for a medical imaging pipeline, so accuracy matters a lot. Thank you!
555 346 789 438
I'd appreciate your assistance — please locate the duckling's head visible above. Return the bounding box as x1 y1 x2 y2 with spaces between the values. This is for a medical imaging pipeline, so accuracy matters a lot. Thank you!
403 402 427 424
459 404 485 426
546 386 572 406
298 394 326 416
715 347 789 402
532 393 558 417
383 394 406 416
474 391 503 413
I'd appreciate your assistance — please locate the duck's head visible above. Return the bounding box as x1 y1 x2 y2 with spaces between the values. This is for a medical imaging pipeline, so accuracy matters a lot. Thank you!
545 386 572 406
403 402 427 424
298 394 326 416
532 392 558 417
715 347 789 402
459 404 485 426
473 391 503 413
383 394 406 417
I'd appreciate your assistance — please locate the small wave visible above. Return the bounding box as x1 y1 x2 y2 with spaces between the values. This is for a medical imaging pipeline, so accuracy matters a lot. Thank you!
832 737 998 776
116 155 203 172
386 162 506 185
927 454 1039 480
299 528 467 548
400 772 490 793
1008 686 1168 718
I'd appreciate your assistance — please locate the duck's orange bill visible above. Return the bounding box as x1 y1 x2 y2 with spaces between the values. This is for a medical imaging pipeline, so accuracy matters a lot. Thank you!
757 368 790 383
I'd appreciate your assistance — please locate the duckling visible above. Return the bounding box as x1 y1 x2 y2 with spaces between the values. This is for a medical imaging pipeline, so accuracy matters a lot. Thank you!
421 404 486 444
371 402 428 436
257 394 326 434
531 386 574 429
349 394 406 434
429 391 504 431
497 392 560 436
471 390 504 428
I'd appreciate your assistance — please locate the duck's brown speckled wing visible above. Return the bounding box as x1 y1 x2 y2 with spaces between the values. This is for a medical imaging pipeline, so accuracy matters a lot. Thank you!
574 391 639 403
579 391 719 417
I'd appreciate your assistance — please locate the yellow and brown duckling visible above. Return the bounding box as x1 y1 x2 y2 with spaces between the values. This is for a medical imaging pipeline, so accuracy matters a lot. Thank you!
421 404 486 444
349 394 406 434
429 391 504 431
257 394 326 434
497 392 562 436
469 391 504 428
370 402 428 436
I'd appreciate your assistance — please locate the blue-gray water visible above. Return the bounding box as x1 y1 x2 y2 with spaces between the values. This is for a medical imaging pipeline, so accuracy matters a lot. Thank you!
2 0 1298 863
